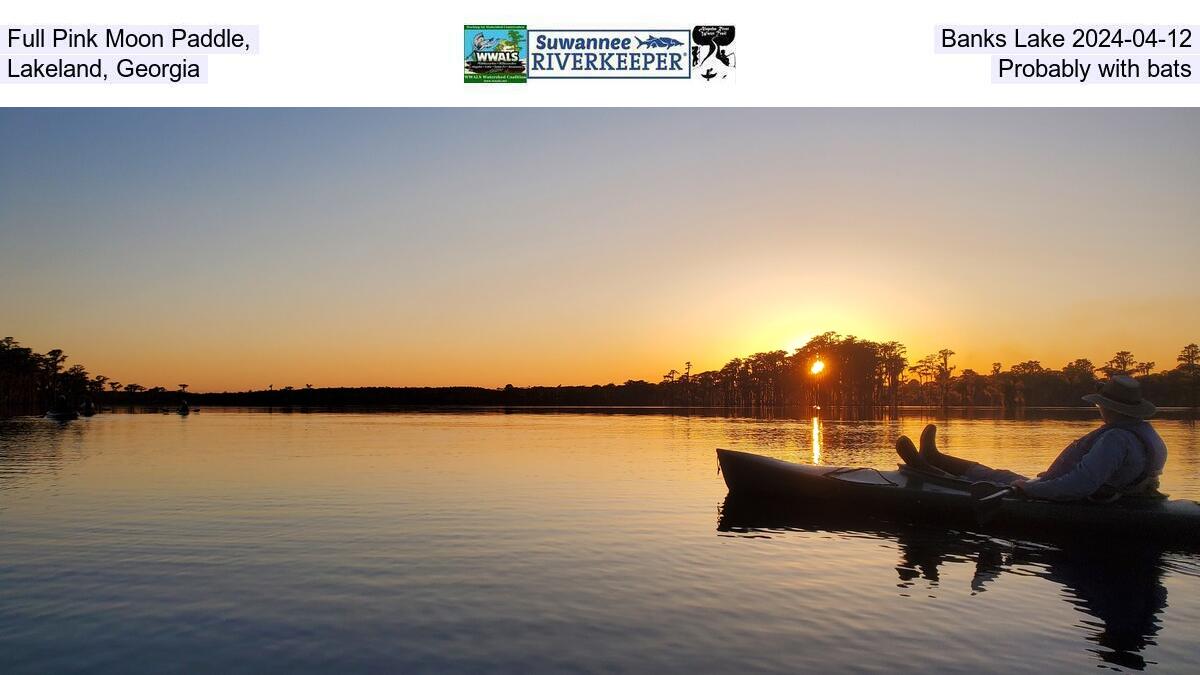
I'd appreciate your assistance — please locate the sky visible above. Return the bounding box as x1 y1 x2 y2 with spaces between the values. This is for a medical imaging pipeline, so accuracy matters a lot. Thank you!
1 108 1197 391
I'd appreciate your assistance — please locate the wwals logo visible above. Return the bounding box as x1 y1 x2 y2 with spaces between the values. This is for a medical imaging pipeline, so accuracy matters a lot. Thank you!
464 25 527 83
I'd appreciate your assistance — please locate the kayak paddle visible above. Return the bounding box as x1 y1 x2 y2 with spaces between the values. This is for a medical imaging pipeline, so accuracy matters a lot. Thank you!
969 482 1014 523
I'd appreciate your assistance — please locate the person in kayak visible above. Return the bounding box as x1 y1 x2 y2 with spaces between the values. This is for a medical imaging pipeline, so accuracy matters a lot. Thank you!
895 375 1167 502
49 394 72 415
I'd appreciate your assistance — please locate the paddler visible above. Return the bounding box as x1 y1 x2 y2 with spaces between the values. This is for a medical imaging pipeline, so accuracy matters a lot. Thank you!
895 375 1168 502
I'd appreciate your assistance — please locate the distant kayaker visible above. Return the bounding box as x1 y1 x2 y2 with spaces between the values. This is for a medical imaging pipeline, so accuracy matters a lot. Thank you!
50 394 72 414
896 375 1167 502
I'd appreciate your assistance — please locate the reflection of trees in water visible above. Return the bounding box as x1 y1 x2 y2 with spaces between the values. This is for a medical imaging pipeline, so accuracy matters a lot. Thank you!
719 498 1170 671
0 418 86 489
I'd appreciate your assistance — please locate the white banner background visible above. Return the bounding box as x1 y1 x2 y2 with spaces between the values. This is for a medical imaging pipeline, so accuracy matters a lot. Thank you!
1 0 1198 105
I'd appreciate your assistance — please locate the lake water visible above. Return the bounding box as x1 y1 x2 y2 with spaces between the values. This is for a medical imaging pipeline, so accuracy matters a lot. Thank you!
2 410 1199 673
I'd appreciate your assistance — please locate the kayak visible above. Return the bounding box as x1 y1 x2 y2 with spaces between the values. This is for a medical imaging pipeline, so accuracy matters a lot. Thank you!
716 448 1200 547
45 410 79 421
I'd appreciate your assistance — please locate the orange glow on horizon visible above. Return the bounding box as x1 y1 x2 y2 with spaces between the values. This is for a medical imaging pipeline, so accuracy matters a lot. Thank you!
4 109 1199 392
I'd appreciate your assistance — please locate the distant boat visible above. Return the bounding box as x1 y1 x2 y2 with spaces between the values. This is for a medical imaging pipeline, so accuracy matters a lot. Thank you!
178 406 190 416
80 400 97 417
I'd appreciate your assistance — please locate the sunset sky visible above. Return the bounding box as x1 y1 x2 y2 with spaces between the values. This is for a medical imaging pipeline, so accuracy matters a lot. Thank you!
2 108 1197 391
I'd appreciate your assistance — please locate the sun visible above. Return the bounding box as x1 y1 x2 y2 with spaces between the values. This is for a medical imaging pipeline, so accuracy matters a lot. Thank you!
810 360 825 375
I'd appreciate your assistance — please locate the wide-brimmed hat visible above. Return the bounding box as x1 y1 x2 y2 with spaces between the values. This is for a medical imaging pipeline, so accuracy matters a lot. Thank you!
1082 375 1156 419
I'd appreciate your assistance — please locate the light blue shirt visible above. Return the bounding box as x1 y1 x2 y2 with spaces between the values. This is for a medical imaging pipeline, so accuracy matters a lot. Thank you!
1023 422 1168 502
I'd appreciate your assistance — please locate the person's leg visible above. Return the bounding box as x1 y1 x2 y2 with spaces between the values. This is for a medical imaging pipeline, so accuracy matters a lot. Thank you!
919 424 983 476
962 466 1029 485
895 435 928 469
918 424 1029 484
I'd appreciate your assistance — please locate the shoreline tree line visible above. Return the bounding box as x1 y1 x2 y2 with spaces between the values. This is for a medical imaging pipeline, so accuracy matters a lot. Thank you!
2 333 1198 417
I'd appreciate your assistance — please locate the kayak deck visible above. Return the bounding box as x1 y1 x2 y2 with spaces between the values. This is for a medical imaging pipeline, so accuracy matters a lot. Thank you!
716 448 1200 547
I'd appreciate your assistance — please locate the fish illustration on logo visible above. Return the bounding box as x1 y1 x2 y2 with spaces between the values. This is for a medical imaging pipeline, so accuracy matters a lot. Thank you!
636 35 685 48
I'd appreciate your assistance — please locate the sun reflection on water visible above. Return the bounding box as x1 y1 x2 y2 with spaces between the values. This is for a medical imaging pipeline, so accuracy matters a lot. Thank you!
811 415 822 464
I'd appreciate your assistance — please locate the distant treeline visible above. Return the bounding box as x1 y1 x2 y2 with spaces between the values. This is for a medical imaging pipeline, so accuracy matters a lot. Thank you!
3 332 1199 417
642 333 1200 412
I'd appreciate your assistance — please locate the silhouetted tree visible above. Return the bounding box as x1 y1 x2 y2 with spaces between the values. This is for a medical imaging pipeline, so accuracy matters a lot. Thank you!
1178 343 1200 408
934 349 957 408
957 369 981 407
1062 358 1098 401
878 341 908 411
1179 344 1200 374
1103 351 1137 377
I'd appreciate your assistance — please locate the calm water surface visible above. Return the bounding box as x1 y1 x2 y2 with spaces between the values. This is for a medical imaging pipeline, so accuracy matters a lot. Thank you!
2 410 1199 673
